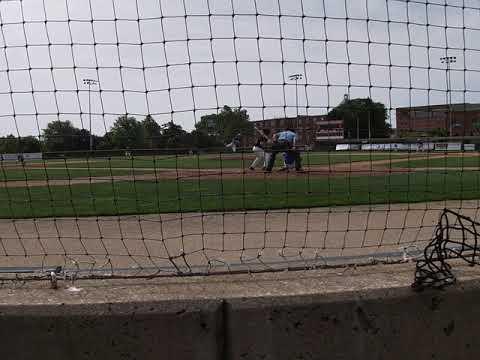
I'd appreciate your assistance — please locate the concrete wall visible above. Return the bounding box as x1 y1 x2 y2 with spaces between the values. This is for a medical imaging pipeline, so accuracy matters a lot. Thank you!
227 285 480 360
0 300 223 360
1 267 480 360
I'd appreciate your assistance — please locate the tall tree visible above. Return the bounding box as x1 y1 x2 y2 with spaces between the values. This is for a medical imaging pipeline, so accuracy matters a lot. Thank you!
327 98 391 139
42 120 89 152
142 115 162 148
96 133 114 150
190 130 223 148
196 106 254 143
75 129 93 151
158 121 190 148
107 115 144 149
21 136 43 153
0 135 42 153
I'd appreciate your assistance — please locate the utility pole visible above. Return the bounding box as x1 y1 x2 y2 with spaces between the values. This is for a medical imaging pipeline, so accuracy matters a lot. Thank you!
440 56 456 137
289 73 303 128
83 78 99 151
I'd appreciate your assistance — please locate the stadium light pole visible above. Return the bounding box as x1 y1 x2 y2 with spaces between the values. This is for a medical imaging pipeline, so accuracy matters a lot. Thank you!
83 78 99 151
440 56 456 137
289 74 303 126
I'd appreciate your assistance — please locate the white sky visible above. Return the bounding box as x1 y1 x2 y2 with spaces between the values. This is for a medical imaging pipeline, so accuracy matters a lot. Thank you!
0 0 479 136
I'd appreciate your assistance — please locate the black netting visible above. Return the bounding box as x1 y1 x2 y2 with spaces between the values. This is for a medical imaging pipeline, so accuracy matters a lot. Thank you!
413 208 480 290
0 0 478 280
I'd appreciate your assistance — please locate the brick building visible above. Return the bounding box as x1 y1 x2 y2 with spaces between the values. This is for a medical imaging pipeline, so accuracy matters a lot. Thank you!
396 103 480 136
252 115 344 145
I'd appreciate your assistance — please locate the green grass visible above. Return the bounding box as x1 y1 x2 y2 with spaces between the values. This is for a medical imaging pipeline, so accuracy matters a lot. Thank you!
1 170 478 218
0 167 153 181
43 152 410 169
0 152 413 181
391 155 480 168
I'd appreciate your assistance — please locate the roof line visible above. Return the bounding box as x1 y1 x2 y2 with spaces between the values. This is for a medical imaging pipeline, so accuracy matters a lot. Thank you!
397 103 480 111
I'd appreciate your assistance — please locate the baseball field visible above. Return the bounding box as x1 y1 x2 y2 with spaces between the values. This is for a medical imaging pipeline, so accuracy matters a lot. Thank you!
0 150 479 275
0 151 479 218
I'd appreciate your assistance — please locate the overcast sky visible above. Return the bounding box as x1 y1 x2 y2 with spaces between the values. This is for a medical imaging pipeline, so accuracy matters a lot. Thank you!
0 0 479 137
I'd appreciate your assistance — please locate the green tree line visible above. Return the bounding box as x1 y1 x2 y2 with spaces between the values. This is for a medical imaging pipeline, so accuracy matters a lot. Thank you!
0 99 393 153
0 106 253 153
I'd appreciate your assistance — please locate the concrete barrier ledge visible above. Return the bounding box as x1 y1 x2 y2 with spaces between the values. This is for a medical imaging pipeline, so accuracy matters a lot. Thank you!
1 263 480 359
226 279 480 360
0 299 223 360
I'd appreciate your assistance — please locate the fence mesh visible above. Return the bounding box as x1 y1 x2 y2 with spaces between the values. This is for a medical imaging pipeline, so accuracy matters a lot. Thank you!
413 208 480 290
0 0 479 279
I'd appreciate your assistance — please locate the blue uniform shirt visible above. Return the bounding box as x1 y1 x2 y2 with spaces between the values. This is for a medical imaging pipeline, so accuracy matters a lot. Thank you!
277 130 297 144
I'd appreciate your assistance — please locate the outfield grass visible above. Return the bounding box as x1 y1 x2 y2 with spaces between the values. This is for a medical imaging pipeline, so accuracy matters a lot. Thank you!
0 167 154 181
1 170 478 218
42 152 410 170
0 152 412 181
391 155 480 168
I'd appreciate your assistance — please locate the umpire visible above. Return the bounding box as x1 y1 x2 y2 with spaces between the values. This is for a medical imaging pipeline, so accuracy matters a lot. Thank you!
264 128 303 172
